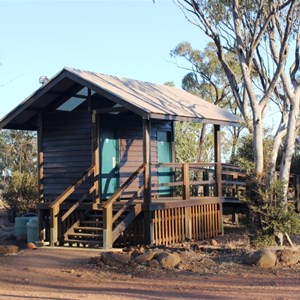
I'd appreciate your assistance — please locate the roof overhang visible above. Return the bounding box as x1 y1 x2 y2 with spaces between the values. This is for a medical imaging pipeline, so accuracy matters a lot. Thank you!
0 67 242 130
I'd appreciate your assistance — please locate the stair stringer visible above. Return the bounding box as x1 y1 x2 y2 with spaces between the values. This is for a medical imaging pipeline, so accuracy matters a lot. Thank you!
112 204 142 244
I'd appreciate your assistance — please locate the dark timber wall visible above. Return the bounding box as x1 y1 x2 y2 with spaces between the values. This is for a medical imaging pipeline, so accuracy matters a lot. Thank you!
42 111 92 202
41 111 172 203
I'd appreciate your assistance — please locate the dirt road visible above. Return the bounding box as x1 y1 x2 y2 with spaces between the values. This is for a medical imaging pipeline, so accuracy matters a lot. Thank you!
0 247 300 300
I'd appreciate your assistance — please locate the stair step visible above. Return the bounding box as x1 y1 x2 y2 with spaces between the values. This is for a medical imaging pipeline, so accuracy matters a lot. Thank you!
87 214 103 218
74 226 103 231
64 238 102 245
67 232 100 238
81 220 103 225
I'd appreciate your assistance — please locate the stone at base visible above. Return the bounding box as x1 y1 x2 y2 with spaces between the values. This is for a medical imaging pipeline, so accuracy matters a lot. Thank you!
0 245 19 255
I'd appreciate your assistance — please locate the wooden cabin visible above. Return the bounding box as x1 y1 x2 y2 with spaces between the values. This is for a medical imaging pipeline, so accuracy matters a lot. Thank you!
0 67 241 248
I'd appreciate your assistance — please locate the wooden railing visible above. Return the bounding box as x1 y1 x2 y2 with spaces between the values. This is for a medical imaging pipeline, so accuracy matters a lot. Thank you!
102 163 146 248
150 198 223 245
153 162 300 206
49 165 95 246
153 162 246 200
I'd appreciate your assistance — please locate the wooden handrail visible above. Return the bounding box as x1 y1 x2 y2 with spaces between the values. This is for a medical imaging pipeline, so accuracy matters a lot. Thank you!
102 163 146 209
61 185 96 222
152 162 247 199
102 163 146 249
50 165 95 208
49 164 95 246
112 185 145 223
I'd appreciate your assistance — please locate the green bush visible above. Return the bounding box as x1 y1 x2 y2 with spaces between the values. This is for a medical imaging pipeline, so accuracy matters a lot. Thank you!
2 171 38 221
242 177 300 247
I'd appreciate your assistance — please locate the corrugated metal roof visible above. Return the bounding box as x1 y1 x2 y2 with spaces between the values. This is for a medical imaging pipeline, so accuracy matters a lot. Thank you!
0 67 241 130
66 68 241 125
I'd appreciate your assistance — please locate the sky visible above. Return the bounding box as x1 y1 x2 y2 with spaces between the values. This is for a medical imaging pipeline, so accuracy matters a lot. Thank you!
0 0 209 119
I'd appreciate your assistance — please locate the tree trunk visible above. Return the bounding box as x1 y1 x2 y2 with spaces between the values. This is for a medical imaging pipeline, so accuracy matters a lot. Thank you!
280 95 300 201
197 124 206 162
252 117 264 175
266 126 286 187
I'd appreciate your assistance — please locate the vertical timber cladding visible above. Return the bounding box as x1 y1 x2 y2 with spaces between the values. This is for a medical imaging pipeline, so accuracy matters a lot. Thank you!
42 111 92 202
99 115 173 199
152 202 222 246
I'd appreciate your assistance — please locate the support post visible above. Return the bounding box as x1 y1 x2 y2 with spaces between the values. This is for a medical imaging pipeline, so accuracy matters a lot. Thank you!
37 114 45 241
103 204 113 249
143 118 152 245
185 206 192 240
92 110 100 204
182 163 190 200
50 205 59 246
37 114 44 202
214 125 222 197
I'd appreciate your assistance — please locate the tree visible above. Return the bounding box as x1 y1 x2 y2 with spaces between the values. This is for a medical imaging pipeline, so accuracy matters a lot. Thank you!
174 0 300 200
3 171 38 220
0 130 38 218
0 130 37 174
171 42 244 162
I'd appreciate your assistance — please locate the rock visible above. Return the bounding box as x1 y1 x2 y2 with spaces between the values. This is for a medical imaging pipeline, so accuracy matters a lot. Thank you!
101 251 131 265
210 239 218 246
155 252 181 268
27 242 37 250
0 245 19 255
130 249 142 259
152 248 165 256
278 249 300 265
177 263 185 270
148 259 160 268
128 260 138 268
111 252 131 265
244 249 277 267
135 249 155 264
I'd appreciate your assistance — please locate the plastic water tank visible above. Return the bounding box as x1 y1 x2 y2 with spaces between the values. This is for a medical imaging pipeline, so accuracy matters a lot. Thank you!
15 214 37 240
27 217 39 243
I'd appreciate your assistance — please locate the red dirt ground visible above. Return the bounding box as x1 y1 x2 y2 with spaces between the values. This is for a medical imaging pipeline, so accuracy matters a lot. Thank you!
0 246 300 300
1 201 300 299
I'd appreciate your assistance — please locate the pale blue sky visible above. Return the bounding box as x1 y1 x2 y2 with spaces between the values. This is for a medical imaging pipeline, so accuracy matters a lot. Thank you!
0 0 208 119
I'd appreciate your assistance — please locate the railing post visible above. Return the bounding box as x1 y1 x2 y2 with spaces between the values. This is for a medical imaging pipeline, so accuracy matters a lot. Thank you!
92 110 100 205
182 163 190 200
185 205 192 240
203 169 209 196
50 205 59 247
143 118 152 245
214 125 222 197
103 204 113 249
182 163 192 239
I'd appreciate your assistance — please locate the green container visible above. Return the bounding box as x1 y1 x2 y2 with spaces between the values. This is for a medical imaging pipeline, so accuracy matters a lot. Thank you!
15 214 37 239
27 217 39 243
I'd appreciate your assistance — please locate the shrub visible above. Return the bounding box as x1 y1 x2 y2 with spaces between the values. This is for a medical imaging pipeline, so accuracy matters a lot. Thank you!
2 171 38 221
242 177 300 247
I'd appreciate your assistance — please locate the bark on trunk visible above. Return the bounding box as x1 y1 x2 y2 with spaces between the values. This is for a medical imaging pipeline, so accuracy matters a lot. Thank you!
253 117 264 175
266 127 286 187
280 95 300 201
197 124 206 162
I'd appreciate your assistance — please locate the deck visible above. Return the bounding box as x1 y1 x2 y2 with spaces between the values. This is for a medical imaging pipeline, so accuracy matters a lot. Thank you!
38 162 300 248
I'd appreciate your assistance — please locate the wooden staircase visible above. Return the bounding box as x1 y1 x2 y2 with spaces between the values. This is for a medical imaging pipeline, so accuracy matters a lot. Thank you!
49 163 145 248
63 203 142 248
64 208 104 247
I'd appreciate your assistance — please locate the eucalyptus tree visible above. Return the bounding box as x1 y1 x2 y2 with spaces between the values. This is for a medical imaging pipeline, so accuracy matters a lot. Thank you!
171 41 244 162
0 130 37 175
174 0 300 200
